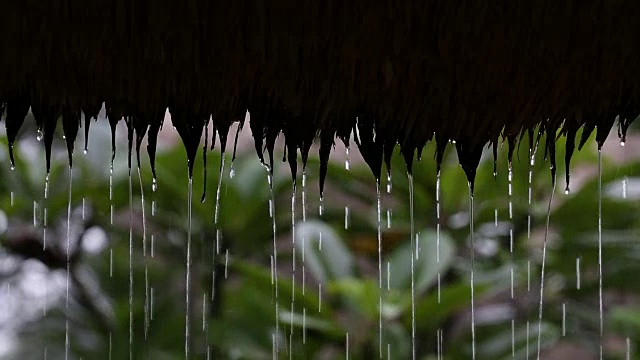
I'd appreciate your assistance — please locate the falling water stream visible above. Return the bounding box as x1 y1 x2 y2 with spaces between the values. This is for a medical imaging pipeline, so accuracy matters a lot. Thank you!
289 180 297 357
376 181 383 358
184 176 194 358
137 166 150 340
128 168 134 360
267 171 280 358
597 149 604 360
468 182 476 360
508 161 515 358
301 170 308 344
64 167 72 360
526 142 539 359
408 173 416 360
535 174 556 360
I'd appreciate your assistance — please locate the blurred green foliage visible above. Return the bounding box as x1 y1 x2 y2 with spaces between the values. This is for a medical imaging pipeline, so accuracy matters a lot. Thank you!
0 120 639 359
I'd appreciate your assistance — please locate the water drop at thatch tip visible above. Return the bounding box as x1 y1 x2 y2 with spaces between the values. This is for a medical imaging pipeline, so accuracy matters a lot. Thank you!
564 187 570 195
152 177 158 192
621 140 626 147
37 129 43 141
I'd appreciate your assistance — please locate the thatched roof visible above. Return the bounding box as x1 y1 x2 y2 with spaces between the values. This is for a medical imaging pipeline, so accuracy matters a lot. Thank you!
2 1 640 193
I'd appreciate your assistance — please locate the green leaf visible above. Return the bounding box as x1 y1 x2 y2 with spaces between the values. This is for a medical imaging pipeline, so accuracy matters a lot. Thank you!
386 229 455 294
295 220 355 283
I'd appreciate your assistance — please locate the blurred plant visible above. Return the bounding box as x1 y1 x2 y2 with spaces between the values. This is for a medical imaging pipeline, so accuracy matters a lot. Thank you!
0 118 639 360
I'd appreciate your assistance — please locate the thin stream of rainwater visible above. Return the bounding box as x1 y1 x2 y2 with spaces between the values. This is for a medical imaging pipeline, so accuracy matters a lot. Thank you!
526 143 538 359
137 167 150 339
535 174 556 360
408 173 416 360
184 176 194 358
128 169 134 360
626 337 631 360
468 183 476 360
436 170 443 358
576 258 581 290
42 172 49 332
436 171 442 303
508 162 515 359
376 181 383 358
289 181 297 356
268 172 280 357
301 171 308 343
346 332 349 359
597 149 604 360
64 167 72 360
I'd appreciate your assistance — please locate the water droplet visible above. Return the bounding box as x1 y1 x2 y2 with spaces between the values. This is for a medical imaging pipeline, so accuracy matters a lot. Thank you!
345 333 349 359
10 165 15 171
224 249 229 278
626 337 631 360
345 147 351 171
83 149 88 155
344 206 350 230
318 197 324 216
386 208 392 229
386 173 392 193
152 177 158 192
621 140 626 147
564 187 570 195
229 165 235 179
562 303 566 336
37 129 43 141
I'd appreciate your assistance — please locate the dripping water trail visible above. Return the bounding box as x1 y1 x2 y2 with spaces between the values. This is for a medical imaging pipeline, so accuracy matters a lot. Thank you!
376 181 383 358
64 167 72 360
301 171 308 344
468 183 476 360
526 144 538 359
137 166 150 339
597 149 604 360
128 168 134 360
268 171 280 357
436 171 442 303
289 180 297 357
109 164 114 278
41 171 50 331
508 162 515 359
108 163 114 360
408 173 416 360
184 176 194 359
436 171 443 358
535 175 556 359
209 151 226 350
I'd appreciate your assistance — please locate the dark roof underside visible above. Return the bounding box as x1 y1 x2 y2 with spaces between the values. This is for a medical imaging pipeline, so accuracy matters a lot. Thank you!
2 0 640 192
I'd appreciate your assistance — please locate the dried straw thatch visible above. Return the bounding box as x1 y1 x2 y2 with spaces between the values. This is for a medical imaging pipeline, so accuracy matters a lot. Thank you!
1 1 640 192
